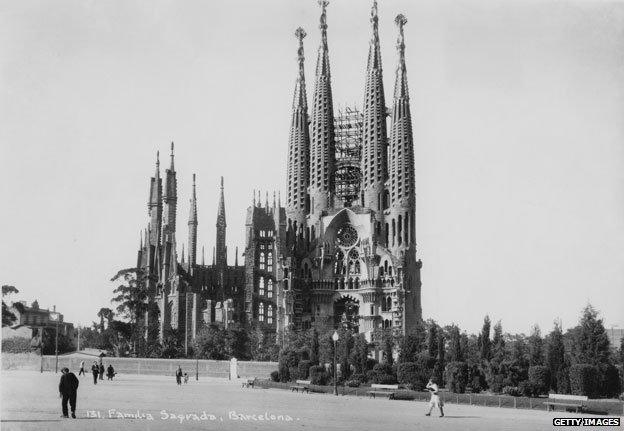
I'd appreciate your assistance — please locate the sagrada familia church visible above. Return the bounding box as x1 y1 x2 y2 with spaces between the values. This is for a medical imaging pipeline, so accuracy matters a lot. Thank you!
134 1 422 348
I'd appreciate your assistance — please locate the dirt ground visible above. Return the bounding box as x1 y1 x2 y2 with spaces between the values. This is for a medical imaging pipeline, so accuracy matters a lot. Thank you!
0 370 600 431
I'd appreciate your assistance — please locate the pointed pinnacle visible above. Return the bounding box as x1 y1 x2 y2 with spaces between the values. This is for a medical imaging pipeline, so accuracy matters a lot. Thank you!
170 142 175 170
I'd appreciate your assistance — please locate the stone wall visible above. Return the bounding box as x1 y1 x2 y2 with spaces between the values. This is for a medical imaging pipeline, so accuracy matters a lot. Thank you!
38 356 277 379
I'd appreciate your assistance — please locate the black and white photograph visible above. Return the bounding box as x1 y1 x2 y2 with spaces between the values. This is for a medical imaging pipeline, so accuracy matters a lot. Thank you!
1 0 623 430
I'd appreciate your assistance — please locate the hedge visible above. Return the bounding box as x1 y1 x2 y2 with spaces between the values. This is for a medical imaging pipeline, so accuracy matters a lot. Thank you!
569 364 598 398
445 361 469 393
528 366 550 396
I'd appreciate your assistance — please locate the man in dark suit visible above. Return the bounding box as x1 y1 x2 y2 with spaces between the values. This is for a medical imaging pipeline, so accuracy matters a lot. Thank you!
59 367 79 418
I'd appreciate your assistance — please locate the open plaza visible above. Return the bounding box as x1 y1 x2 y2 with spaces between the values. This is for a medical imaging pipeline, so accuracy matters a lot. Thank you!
0 370 603 431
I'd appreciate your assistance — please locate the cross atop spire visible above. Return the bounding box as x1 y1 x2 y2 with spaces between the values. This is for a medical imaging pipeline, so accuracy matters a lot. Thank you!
316 0 331 77
394 14 409 101
295 27 306 79
170 142 175 171
367 0 382 70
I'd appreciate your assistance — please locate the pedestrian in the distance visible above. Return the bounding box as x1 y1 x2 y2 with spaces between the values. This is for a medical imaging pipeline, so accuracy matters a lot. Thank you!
59 367 79 418
425 378 444 418
91 361 99 384
184 373 189 384
107 364 115 381
78 361 85 376
176 366 183 386
99 362 104 380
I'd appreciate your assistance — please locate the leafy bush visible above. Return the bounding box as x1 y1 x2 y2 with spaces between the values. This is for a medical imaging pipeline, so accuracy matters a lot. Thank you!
518 381 537 397
373 374 397 384
445 361 469 393
298 360 312 379
345 379 361 387
349 373 366 384
289 367 300 381
601 364 622 398
397 362 430 389
1 337 33 353
278 362 290 382
528 365 550 395
309 365 328 386
270 371 279 382
556 367 570 394
369 363 397 384
502 386 521 397
365 358 378 371
569 364 598 398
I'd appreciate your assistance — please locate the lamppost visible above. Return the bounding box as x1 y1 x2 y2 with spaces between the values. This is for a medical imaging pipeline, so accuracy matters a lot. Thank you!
49 312 60 373
332 330 339 396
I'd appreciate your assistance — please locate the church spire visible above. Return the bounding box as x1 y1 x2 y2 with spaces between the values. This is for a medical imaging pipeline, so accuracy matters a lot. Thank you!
286 30 311 228
361 0 388 219
216 176 227 268
309 0 336 216
162 142 178 243
148 152 163 247
188 173 198 267
388 14 416 248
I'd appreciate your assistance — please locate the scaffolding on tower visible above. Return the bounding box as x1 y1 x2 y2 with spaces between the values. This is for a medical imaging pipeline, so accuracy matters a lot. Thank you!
334 106 363 207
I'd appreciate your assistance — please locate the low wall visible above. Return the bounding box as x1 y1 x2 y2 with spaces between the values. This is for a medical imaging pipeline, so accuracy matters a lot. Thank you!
39 356 277 379
2 353 41 370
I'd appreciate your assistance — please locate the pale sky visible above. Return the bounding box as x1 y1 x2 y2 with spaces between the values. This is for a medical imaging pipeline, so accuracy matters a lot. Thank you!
1 0 623 336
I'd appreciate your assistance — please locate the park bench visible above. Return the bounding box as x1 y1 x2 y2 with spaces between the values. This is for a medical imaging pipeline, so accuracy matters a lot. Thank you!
367 384 399 399
544 394 588 413
242 378 256 388
290 380 311 393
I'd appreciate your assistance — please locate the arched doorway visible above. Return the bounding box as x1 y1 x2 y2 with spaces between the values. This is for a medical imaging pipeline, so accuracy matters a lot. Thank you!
333 295 359 332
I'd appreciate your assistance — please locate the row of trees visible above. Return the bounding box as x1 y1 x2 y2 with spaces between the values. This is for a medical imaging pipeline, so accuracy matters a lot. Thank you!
269 305 622 398
72 269 624 398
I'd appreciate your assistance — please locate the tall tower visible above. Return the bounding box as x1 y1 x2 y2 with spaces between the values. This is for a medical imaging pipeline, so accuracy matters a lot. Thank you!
162 142 177 240
286 27 310 232
216 176 227 268
148 152 162 249
361 0 388 224
188 173 198 269
309 0 336 218
388 14 416 251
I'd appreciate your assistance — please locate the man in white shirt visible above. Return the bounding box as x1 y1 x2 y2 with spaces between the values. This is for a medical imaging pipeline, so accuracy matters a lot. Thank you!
425 378 444 417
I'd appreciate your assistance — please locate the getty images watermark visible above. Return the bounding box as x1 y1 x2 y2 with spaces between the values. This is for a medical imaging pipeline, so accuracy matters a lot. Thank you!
553 417 620 427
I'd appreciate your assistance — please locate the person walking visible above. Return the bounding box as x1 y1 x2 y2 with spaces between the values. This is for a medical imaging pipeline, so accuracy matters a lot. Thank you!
99 362 104 381
176 366 183 386
91 361 99 384
107 364 115 381
58 367 79 418
78 361 85 376
425 378 444 417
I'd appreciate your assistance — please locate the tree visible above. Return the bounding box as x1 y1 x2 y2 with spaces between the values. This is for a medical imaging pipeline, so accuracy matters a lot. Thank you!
479 315 491 361
350 334 369 374
97 308 114 331
426 321 439 359
434 334 446 385
570 304 611 366
546 320 566 391
2 285 23 327
310 328 320 364
527 324 544 366
382 331 394 365
398 332 423 363
447 325 463 362
110 267 154 355
491 321 505 361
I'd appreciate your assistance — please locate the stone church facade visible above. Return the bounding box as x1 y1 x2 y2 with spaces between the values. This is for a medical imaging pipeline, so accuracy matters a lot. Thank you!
134 1 422 346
